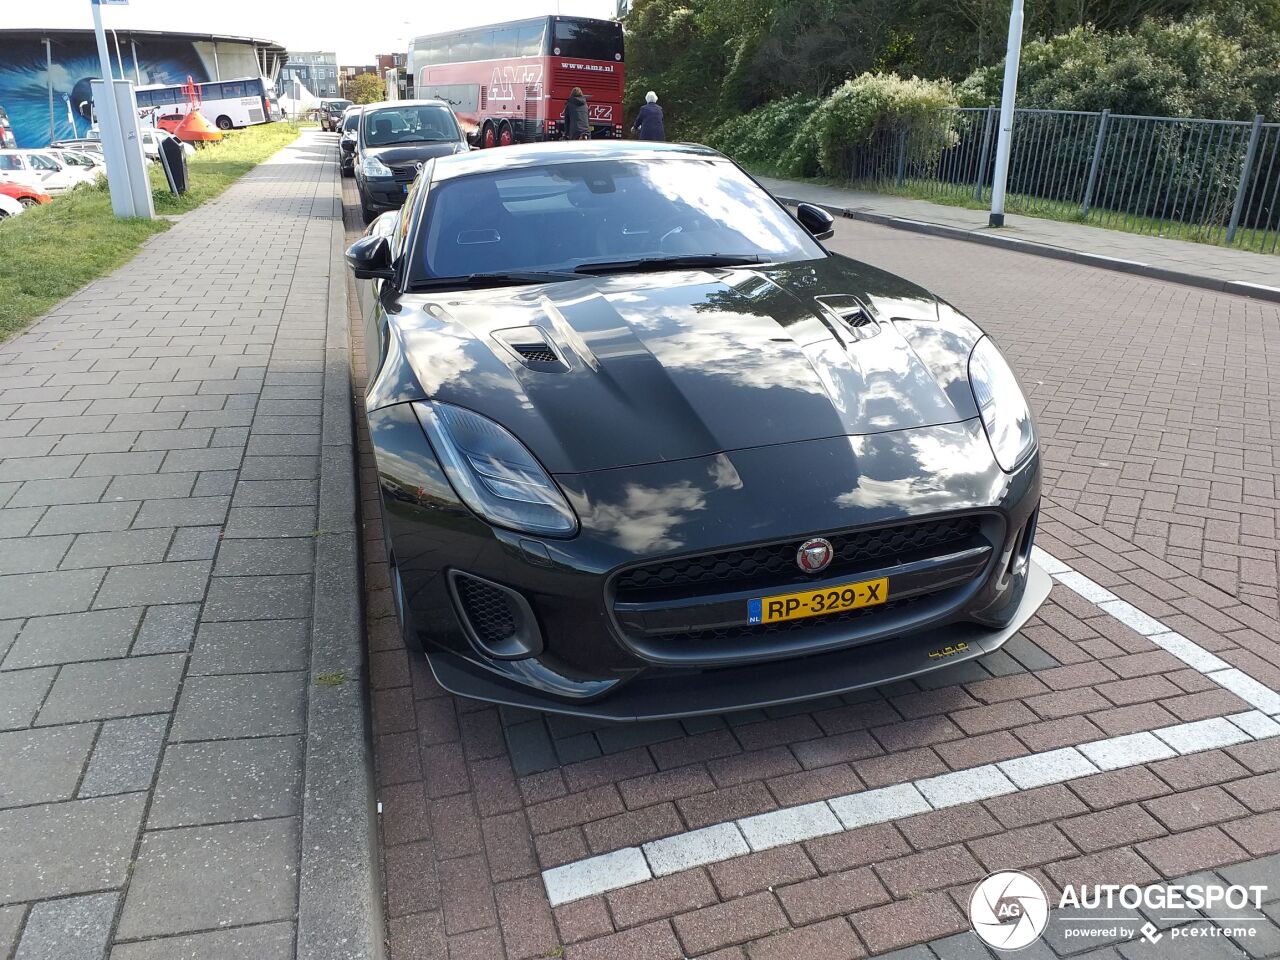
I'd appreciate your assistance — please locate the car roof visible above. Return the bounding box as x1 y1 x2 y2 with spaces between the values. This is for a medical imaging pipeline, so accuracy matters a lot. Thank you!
362 99 452 111
428 140 724 182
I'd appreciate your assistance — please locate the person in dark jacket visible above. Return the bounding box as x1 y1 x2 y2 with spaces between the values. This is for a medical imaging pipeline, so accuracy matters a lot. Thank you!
632 90 666 141
562 88 590 140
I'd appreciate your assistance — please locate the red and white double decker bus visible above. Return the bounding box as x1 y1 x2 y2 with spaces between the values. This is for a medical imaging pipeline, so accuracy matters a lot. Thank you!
408 16 624 148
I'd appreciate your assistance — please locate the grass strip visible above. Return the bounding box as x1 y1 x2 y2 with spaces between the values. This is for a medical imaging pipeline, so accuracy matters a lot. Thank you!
0 120 303 343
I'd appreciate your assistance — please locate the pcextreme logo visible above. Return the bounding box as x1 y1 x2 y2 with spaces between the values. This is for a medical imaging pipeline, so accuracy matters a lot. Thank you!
968 872 1270 951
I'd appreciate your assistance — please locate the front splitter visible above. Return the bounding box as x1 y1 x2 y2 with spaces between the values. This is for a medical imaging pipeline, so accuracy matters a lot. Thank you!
426 562 1053 721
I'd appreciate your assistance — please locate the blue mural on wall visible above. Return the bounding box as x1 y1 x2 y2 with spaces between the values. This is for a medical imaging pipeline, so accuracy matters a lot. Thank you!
0 33 210 147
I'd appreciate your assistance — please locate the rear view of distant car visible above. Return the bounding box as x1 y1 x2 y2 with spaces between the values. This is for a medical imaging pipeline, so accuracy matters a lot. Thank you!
338 105 362 177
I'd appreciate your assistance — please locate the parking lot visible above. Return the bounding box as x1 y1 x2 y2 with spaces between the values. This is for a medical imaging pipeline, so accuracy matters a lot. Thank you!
347 167 1280 960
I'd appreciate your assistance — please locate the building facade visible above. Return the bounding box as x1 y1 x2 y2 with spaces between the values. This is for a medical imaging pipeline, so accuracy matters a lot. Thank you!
339 64 377 99
280 50 338 99
0 28 286 147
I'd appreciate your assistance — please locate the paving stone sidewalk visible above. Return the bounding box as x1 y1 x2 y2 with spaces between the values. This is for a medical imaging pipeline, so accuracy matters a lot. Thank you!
0 129 376 960
757 176 1280 298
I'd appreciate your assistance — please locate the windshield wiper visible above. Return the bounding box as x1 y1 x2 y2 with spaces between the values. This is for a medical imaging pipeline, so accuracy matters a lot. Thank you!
411 270 580 290
573 254 767 275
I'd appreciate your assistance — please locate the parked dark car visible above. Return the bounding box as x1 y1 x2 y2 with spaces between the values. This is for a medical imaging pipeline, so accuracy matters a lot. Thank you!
338 105 362 177
353 100 467 223
346 142 1049 720
319 98 352 132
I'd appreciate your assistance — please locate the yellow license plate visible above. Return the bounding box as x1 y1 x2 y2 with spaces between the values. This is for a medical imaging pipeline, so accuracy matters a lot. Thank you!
748 577 889 625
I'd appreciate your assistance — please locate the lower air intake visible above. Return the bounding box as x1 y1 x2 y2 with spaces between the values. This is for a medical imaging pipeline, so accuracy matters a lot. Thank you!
449 571 543 660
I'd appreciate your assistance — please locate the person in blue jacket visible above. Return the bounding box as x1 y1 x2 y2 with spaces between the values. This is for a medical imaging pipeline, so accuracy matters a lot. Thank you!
632 91 665 141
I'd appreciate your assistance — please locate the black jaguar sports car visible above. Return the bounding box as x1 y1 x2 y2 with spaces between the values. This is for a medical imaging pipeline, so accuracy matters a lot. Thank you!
347 141 1050 719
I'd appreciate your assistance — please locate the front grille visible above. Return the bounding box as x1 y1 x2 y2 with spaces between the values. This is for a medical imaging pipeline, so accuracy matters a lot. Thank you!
615 516 984 598
455 575 518 646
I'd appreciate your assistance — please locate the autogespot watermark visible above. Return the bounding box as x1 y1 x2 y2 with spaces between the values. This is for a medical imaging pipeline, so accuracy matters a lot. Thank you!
968 871 1269 951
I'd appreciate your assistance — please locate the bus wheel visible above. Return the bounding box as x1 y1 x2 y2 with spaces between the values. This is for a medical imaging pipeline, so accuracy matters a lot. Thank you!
498 122 514 147
215 115 233 130
481 123 496 149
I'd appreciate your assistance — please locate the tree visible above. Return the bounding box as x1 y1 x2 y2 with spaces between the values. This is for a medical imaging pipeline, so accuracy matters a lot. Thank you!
346 73 384 105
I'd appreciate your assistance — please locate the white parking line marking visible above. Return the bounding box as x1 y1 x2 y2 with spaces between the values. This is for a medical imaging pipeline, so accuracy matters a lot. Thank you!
642 823 749 878
543 728 1280 904
998 747 1098 789
1052 571 1118 604
828 783 930 830
1077 731 1177 770
738 801 843 852
543 846 651 907
1228 710 1280 739
1148 631 1231 673
539 549 1280 905
915 765 1018 808
1208 668 1280 715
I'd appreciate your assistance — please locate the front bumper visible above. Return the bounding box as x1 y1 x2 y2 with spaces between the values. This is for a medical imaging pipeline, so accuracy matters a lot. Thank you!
370 402 1044 718
358 176 410 212
425 562 1050 720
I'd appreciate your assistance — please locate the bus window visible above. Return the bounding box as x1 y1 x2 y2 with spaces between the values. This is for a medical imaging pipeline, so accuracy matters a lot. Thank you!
493 26 518 59
224 82 246 98
552 19 624 61
517 21 546 57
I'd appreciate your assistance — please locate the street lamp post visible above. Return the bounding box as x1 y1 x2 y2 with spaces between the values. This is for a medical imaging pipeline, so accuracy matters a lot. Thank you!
988 0 1024 227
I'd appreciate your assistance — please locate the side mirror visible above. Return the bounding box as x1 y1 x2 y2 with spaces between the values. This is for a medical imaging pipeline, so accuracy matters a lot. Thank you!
345 234 394 281
340 138 356 154
796 202 835 241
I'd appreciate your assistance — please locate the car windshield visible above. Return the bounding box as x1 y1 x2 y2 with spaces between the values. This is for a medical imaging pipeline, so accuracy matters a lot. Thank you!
342 112 360 133
364 105 459 146
415 158 824 282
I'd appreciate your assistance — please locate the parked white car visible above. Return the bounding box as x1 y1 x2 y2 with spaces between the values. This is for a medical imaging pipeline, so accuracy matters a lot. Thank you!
0 193 24 218
0 150 98 194
82 127 196 161
47 148 106 172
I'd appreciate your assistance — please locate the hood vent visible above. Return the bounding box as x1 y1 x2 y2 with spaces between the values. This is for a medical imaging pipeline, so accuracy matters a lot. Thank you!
814 295 880 341
493 327 568 371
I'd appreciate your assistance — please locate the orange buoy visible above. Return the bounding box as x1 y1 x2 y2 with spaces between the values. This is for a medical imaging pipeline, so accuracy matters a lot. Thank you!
173 110 223 143
167 75 222 144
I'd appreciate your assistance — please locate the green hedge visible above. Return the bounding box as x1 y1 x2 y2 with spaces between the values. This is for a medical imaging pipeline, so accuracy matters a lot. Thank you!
708 72 958 178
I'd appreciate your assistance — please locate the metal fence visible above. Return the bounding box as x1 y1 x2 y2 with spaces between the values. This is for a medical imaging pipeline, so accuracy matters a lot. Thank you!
845 106 1280 252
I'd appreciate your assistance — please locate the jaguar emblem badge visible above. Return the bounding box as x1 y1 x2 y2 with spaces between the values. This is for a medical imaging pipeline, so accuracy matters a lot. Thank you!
796 538 834 574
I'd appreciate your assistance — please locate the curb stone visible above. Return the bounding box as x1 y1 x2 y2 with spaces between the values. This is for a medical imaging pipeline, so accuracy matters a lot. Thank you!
773 195 1280 305
296 143 386 960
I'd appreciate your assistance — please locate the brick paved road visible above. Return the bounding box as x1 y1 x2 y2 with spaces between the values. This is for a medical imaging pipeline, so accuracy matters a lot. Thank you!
0 130 371 960
348 190 1280 959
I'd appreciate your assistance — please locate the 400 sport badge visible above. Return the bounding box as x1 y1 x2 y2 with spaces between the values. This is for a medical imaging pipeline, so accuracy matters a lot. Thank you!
969 871 1050 951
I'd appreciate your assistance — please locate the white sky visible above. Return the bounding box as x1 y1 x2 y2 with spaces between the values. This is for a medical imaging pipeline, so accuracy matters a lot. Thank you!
7 0 618 64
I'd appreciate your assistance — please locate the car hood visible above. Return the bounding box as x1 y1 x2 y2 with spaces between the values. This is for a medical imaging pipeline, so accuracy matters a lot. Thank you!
375 254 987 474
363 142 463 164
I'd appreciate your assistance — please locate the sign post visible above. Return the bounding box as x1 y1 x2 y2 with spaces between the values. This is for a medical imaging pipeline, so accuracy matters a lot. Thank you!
90 0 154 218
988 0 1024 227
